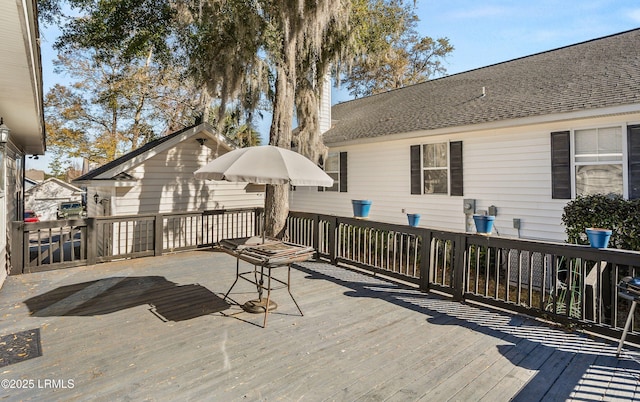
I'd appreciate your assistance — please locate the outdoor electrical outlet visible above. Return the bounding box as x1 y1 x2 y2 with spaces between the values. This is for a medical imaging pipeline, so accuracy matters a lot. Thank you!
513 218 521 229
401 208 406 213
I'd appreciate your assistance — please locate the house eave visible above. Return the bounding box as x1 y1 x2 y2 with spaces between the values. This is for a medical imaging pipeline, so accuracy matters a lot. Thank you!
72 179 138 188
325 103 640 147
91 124 235 180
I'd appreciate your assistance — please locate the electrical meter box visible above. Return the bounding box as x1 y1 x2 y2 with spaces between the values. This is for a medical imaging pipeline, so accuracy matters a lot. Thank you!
463 199 475 215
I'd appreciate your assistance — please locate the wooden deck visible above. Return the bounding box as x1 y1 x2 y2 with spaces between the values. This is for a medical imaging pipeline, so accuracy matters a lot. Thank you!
1 249 639 401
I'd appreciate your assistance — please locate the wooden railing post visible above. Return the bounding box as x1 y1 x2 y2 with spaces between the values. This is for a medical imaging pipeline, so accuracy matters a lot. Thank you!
154 214 164 256
10 221 24 275
313 214 320 259
419 229 431 292
254 208 262 238
86 218 97 266
328 216 338 265
452 234 467 301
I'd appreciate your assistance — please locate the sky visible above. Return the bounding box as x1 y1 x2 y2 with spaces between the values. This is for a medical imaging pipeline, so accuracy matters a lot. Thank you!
27 0 640 173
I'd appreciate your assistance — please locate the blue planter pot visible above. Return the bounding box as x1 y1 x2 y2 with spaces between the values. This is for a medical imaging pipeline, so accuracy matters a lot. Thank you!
586 228 612 248
473 215 495 234
352 200 372 218
407 214 421 227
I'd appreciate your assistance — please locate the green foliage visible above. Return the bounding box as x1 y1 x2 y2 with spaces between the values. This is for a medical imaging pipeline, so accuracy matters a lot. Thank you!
342 0 454 97
561 194 640 250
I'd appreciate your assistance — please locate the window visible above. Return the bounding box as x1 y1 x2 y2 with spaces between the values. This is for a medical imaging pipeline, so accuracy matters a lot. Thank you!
423 143 448 194
410 142 463 196
574 127 623 196
552 125 640 199
320 152 347 192
324 152 340 192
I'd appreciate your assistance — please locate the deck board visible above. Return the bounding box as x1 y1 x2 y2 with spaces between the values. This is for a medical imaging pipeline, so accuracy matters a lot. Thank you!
1 249 639 401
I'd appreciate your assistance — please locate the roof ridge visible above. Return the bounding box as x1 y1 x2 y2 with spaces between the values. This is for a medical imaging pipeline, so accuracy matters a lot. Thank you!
73 123 203 182
325 27 640 144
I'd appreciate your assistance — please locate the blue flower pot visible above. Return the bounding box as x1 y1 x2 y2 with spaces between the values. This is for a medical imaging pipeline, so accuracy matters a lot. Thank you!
407 214 421 227
586 228 612 248
473 215 495 234
352 200 372 218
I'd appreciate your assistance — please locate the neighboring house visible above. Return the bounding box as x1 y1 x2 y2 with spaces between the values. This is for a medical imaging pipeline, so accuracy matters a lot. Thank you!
0 0 46 284
25 178 85 221
73 123 264 218
25 168 45 182
290 28 640 242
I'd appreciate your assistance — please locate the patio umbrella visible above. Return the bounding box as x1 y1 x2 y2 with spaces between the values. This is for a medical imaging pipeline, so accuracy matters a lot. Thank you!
194 145 333 314
194 145 333 187
195 145 333 238
195 145 332 241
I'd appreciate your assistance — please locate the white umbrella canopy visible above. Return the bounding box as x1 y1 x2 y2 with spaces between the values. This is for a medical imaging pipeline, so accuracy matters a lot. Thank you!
194 145 333 187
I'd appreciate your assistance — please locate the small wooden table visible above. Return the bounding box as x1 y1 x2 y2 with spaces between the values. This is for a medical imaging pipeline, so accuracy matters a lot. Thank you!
219 236 315 327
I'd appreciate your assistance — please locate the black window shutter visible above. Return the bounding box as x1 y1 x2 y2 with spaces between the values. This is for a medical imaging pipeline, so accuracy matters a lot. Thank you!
410 145 421 194
551 131 571 199
628 125 640 199
339 152 348 192
450 141 463 196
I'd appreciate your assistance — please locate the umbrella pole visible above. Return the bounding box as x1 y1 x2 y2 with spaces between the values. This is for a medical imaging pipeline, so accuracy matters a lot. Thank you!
262 208 266 244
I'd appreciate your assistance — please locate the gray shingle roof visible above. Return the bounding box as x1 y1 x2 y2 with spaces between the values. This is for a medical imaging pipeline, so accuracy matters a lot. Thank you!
324 28 640 144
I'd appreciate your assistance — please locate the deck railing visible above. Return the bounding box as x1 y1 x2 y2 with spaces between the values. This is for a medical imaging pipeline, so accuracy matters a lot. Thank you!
285 211 640 345
11 208 260 273
11 208 640 344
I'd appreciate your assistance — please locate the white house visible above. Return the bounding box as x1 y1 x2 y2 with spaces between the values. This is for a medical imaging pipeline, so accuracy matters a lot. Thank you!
25 178 85 221
290 28 640 242
73 123 264 217
0 0 46 283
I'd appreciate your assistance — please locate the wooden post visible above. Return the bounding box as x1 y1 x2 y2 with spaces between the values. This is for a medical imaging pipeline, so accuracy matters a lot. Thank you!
154 214 164 256
86 218 97 266
452 234 467 301
328 216 338 265
419 229 431 292
9 221 24 275
312 214 320 259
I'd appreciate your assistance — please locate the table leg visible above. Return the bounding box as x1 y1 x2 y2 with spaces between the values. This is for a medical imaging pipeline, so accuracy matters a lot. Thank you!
287 264 303 317
617 300 637 358
263 266 272 327
223 256 242 300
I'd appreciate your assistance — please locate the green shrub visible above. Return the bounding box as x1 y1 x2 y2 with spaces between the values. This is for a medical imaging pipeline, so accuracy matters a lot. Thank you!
561 194 640 251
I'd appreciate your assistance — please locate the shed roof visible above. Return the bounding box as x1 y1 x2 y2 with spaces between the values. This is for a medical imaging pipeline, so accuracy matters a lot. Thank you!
324 28 640 144
74 123 237 184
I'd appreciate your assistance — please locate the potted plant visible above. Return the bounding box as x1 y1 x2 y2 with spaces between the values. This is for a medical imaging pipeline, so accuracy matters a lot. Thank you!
351 200 372 218
585 228 612 248
407 213 421 227
473 215 495 235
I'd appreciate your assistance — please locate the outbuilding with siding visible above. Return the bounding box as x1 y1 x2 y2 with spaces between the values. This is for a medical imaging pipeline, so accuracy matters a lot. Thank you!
73 123 264 218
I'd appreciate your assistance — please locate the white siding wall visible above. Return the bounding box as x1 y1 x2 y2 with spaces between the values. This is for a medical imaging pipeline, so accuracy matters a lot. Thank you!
318 74 332 134
291 113 640 242
114 140 264 216
3 145 23 283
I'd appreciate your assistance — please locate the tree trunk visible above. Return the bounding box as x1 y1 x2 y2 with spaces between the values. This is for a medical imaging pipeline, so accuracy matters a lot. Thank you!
265 13 297 239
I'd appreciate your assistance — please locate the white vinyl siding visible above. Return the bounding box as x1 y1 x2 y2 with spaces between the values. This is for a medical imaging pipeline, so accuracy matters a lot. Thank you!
291 130 562 240
291 113 640 242
109 140 264 216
